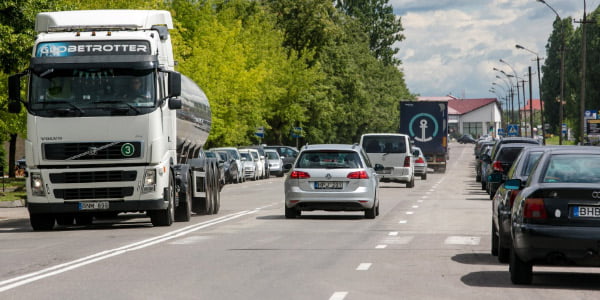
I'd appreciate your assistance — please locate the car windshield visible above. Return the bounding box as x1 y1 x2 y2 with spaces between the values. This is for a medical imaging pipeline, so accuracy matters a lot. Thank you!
240 152 251 160
29 68 156 117
543 154 600 183
297 151 362 169
266 152 278 160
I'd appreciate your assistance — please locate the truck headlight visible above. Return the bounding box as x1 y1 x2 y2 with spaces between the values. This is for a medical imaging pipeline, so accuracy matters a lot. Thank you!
30 173 45 196
143 169 156 193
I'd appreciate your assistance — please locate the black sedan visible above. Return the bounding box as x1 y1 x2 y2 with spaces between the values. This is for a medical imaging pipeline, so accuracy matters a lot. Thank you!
490 146 549 263
457 134 477 144
507 146 600 284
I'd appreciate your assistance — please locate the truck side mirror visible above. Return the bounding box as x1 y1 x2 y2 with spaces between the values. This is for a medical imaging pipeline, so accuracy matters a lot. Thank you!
8 74 23 114
168 72 181 98
168 98 182 110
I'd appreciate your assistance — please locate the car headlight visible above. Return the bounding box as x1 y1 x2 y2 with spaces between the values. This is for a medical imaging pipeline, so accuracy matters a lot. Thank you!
30 173 45 196
143 169 156 193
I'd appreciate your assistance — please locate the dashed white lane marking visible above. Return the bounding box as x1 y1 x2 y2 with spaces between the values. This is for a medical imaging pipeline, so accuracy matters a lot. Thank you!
417 200 423 203
0 206 274 293
389 231 399 236
375 245 387 249
406 211 414 215
399 220 407 224
330 292 348 300
428 189 435 192
382 236 413 244
445 236 481 245
421 195 428 199
412 205 419 208
356 263 372 271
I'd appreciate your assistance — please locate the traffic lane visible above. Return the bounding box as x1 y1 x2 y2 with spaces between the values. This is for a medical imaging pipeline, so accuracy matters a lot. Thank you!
0 177 282 285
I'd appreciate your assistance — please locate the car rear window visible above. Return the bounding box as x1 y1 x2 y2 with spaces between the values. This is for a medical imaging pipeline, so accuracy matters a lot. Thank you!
362 136 406 153
297 151 362 169
497 147 524 162
543 154 600 183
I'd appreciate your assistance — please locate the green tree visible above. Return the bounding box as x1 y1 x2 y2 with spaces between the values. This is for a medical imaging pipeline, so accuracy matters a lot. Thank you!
335 0 405 66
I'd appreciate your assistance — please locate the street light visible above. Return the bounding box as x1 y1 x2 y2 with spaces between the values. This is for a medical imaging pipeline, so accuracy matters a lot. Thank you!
494 70 516 124
499 59 522 129
516 44 545 144
537 0 565 144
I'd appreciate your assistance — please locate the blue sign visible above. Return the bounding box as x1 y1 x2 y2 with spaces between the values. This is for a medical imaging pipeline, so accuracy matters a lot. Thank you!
507 124 519 137
497 128 505 136
291 127 303 138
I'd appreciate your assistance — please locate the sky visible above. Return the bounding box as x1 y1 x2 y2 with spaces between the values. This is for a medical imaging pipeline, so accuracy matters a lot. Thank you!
390 0 597 103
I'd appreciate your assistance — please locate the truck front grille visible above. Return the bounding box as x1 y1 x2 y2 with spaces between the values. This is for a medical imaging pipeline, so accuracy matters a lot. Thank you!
44 142 142 160
50 171 137 183
54 187 134 200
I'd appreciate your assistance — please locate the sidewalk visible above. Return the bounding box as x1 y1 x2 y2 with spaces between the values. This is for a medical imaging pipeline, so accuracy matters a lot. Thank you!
0 200 28 221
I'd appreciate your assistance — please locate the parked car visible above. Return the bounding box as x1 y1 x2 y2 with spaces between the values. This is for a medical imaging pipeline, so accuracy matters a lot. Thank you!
412 146 428 180
248 148 266 179
240 145 270 178
488 136 541 162
489 146 550 263
482 143 536 199
238 149 258 180
284 144 383 219
265 149 284 177
479 146 493 190
475 143 494 182
264 145 299 172
210 147 244 183
507 146 600 284
457 134 477 144
216 150 240 184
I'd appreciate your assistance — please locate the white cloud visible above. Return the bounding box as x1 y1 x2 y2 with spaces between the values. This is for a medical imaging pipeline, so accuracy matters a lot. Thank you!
392 0 596 100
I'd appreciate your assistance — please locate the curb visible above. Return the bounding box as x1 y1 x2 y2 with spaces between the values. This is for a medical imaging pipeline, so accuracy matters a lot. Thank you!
0 199 26 208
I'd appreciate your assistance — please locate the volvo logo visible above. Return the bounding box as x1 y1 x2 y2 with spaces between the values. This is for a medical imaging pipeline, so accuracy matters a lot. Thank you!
592 191 600 199
325 173 332 180
88 147 98 156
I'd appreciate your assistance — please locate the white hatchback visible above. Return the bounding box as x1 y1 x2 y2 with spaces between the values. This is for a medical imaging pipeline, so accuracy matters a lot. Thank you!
284 144 383 219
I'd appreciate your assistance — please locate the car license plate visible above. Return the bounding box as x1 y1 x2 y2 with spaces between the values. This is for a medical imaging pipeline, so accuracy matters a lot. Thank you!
573 206 600 217
79 201 109 210
315 181 343 189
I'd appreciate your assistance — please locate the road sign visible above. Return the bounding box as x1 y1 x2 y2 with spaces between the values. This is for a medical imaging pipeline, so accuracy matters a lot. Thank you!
255 126 264 138
497 128 505 136
507 124 519 137
562 124 567 134
291 127 303 138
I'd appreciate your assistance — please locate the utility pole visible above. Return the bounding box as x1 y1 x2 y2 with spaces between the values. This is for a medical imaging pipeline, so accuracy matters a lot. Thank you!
575 0 591 144
528 67 534 138
520 78 527 136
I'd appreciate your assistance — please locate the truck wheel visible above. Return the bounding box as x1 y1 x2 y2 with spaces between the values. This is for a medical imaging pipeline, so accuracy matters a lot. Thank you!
212 164 220 214
30 214 55 231
175 172 192 222
151 174 175 226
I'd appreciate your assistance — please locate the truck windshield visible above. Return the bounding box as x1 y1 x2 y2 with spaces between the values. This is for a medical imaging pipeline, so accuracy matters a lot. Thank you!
29 68 156 117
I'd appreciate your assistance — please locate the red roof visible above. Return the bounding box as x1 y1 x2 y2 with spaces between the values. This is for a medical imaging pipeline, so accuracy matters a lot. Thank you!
417 96 499 115
520 99 542 111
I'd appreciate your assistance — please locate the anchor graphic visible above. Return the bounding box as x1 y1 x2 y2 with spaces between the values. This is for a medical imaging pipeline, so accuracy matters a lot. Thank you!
415 119 433 142
408 113 438 142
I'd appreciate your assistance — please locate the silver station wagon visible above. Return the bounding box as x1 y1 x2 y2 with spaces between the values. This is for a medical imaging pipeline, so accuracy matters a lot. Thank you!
284 144 383 219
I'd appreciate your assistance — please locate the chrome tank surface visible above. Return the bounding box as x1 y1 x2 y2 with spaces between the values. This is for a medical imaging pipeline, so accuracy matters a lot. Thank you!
176 75 211 148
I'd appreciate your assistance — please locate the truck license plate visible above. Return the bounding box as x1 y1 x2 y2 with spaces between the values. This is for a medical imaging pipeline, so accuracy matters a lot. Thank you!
79 201 109 210
573 206 600 217
315 181 343 189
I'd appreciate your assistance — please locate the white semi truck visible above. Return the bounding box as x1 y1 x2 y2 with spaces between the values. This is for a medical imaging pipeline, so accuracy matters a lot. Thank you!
7 10 221 230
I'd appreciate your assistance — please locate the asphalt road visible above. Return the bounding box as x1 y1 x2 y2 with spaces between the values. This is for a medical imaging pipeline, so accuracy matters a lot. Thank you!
1 142 600 299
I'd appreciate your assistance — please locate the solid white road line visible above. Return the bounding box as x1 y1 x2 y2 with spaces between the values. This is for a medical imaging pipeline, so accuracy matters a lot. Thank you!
388 231 399 236
0 207 272 293
398 220 407 224
375 245 387 249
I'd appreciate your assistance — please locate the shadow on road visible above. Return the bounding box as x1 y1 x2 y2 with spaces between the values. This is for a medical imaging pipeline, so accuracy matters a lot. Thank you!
461 270 600 290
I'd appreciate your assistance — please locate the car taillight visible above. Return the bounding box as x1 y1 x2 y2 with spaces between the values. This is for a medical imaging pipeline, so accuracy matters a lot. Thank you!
415 157 425 163
290 171 310 179
404 157 411 167
509 190 520 208
435 157 445 162
523 198 547 219
492 161 503 172
347 170 369 179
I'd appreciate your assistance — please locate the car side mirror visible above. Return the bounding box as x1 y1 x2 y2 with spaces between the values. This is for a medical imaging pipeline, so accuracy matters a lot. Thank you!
283 163 292 171
504 179 522 190
374 164 384 172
